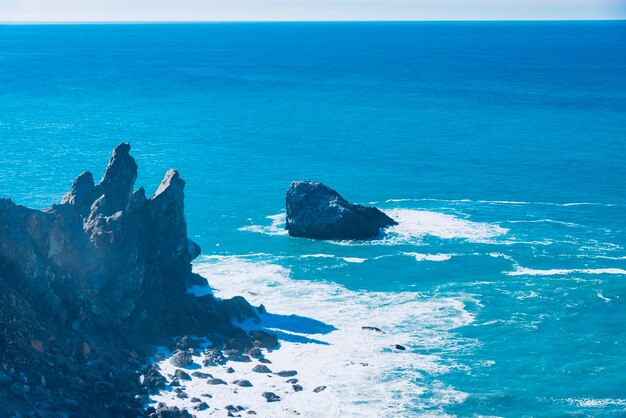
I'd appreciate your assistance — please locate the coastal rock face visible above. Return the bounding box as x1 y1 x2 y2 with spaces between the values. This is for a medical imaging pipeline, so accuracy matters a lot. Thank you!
1 143 254 336
0 143 260 417
285 181 398 240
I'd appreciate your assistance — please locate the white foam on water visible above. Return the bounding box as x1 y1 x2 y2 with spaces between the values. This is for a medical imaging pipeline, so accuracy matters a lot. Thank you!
382 198 620 207
596 292 612 302
300 254 336 259
152 255 475 417
342 257 367 263
565 398 626 408
403 252 453 262
488 252 515 261
507 219 580 227
239 214 288 236
380 209 508 244
505 267 626 277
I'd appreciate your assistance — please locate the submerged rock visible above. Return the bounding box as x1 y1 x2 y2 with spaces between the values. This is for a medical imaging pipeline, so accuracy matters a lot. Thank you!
285 180 398 240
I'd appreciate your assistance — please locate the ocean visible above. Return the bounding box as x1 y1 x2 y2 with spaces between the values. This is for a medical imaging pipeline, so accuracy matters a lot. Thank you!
1 22 625 416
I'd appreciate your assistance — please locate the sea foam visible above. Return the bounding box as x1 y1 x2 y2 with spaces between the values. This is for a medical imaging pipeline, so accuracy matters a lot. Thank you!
155 255 476 417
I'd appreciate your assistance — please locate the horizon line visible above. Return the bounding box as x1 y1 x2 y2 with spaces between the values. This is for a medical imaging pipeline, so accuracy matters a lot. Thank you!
1 18 625 25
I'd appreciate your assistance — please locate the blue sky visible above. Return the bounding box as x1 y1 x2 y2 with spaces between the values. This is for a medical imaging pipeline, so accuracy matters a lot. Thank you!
1 0 625 22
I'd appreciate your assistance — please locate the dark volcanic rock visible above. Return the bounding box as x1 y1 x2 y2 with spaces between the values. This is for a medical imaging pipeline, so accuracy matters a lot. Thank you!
313 386 327 393
285 180 398 240
0 143 259 417
207 378 227 385
170 350 193 368
191 371 212 379
250 330 278 349
252 365 272 374
262 392 281 403
193 402 209 411
233 379 253 387
394 344 406 351
275 370 297 377
142 365 167 392
203 347 227 366
362 326 384 333
173 369 192 381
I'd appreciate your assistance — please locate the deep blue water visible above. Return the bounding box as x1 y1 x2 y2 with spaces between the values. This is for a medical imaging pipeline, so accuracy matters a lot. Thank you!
1 22 626 416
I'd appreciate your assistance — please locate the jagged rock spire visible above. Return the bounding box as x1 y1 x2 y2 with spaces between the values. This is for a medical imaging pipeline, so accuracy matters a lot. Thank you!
96 142 138 216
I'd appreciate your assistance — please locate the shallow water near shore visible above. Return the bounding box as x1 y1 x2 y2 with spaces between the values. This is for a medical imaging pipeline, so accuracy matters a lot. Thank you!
1 22 626 416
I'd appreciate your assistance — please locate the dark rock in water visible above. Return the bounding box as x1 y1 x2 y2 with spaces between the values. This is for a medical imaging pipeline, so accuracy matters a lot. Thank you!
225 367 235 374
250 330 279 349
247 347 263 358
203 347 227 366
170 379 181 387
0 143 260 417
275 370 298 377
142 365 167 392
262 392 281 402
258 358 272 364
228 353 252 363
193 402 209 411
152 404 194 418
207 378 227 385
313 386 327 393
190 397 202 403
292 384 303 392
252 365 272 374
285 180 398 240
286 378 298 384
191 371 212 379
394 344 406 351
248 411 257 415
233 379 253 387
362 326 384 333
174 369 192 381
170 350 193 368
174 335 197 351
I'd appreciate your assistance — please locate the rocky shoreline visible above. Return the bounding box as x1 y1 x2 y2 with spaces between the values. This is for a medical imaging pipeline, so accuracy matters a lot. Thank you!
0 144 270 417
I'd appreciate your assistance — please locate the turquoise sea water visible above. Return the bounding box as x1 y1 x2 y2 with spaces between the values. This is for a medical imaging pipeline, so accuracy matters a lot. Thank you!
1 22 626 416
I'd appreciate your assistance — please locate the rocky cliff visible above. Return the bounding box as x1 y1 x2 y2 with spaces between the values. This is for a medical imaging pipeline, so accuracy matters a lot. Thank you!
0 144 258 417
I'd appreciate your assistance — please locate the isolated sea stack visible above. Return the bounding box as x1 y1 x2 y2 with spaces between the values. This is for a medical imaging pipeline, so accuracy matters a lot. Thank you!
285 180 398 240
0 143 259 417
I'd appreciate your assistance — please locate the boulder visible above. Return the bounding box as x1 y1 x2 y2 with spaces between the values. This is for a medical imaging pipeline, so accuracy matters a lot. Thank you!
285 180 397 240
207 378 227 385
170 350 193 368
173 369 192 381
233 379 253 387
275 370 297 377
262 392 281 403
250 330 278 349
252 365 272 374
